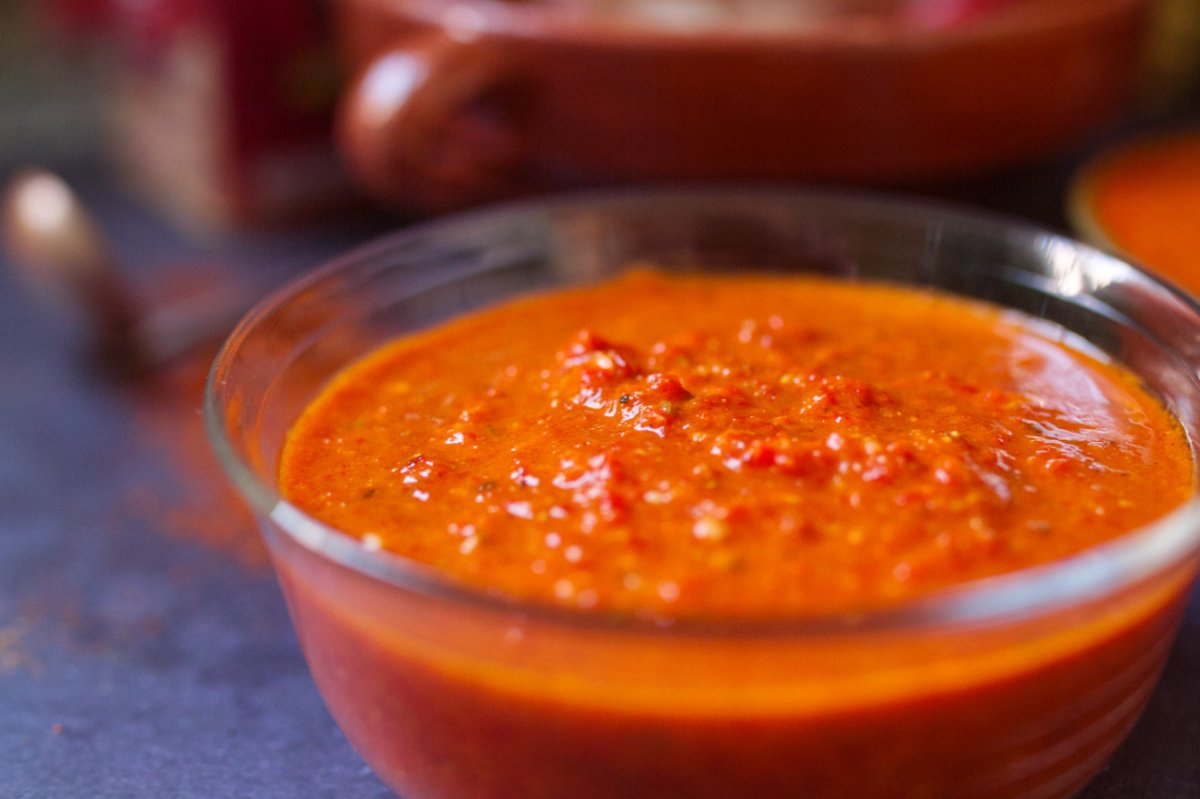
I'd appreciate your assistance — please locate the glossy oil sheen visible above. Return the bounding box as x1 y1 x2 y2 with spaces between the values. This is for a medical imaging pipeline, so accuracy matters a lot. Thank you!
279 271 1191 618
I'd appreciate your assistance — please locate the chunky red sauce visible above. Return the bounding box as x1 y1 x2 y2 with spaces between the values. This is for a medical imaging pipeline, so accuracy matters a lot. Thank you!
280 271 1192 618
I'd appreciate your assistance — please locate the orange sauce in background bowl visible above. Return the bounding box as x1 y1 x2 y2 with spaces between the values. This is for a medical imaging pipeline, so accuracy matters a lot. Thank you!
206 193 1200 799
1070 131 1200 296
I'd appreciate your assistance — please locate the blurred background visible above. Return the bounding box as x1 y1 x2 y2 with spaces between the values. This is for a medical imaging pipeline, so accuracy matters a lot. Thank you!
2 0 1197 237
1 1 105 173
1 0 351 231
1 1 1198 796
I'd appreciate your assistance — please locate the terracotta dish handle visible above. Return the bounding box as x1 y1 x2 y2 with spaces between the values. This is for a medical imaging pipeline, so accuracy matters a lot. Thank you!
338 29 523 211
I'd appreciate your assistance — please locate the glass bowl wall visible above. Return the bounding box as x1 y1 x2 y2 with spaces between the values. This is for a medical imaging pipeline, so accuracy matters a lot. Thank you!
207 190 1200 799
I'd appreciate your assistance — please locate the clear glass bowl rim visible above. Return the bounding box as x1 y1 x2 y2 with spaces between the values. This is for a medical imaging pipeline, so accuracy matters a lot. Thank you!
204 187 1200 637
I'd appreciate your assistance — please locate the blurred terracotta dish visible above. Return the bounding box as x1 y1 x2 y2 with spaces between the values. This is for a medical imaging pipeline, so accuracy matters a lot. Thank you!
1069 130 1200 296
335 0 1154 210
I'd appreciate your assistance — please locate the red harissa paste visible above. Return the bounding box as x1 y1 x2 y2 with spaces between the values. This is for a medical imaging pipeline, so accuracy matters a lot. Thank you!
280 270 1192 618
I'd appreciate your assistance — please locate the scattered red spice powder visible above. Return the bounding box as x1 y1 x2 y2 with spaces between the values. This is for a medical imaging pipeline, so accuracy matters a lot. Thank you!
123 347 267 569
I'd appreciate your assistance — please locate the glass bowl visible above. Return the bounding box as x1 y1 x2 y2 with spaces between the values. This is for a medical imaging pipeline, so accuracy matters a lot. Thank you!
206 189 1200 799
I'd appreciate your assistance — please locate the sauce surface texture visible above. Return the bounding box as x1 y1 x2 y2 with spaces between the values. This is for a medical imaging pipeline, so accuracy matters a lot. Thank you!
280 271 1192 617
